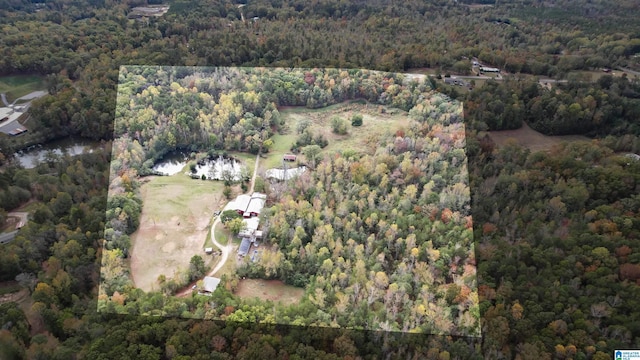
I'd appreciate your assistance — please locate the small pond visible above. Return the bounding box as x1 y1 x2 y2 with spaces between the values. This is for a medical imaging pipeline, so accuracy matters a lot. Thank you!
152 151 244 180
14 137 102 169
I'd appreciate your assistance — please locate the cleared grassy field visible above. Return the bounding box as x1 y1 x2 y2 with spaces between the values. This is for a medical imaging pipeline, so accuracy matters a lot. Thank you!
235 279 304 306
0 75 44 103
261 132 297 170
129 169 226 292
274 102 412 165
567 69 638 82
489 122 591 153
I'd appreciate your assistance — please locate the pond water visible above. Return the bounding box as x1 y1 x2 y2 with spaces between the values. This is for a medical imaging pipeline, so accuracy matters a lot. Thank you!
151 151 190 175
152 151 244 180
15 137 103 169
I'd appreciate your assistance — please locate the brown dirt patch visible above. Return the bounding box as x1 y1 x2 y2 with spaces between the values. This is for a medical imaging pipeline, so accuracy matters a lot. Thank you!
235 279 304 306
0 281 26 300
489 122 591 153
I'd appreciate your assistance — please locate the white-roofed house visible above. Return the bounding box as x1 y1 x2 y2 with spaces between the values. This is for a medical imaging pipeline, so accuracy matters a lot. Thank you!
202 276 221 294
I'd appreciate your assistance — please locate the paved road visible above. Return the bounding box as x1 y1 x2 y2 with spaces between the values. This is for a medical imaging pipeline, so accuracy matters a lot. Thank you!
404 72 579 84
13 90 47 103
0 231 18 245
538 79 568 84
0 212 29 244
8 212 28 228
1 90 47 107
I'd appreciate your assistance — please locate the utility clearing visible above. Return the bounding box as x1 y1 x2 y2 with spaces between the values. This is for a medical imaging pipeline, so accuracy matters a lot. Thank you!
489 122 591 153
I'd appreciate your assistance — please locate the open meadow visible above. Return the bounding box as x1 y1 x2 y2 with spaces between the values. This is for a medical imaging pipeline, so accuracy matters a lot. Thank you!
0 75 44 103
235 279 304 306
261 101 412 171
129 170 226 292
489 121 591 153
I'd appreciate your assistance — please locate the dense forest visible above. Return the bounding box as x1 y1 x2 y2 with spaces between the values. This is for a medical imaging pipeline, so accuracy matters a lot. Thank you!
0 0 638 152
0 0 639 358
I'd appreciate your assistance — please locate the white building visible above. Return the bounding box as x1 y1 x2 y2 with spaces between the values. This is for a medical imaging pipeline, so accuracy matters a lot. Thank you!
480 66 500 73
265 166 307 181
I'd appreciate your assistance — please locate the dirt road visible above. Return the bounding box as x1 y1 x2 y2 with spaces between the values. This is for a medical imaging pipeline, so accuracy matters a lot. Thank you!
175 215 233 297
249 152 260 193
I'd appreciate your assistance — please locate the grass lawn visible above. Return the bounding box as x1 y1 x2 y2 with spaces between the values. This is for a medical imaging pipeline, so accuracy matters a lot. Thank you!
214 221 230 246
128 171 226 292
463 78 488 90
0 75 45 103
405 67 440 76
488 122 590 153
235 279 304 306
261 132 297 170
203 220 218 249
215 249 238 278
227 151 256 169
278 102 412 159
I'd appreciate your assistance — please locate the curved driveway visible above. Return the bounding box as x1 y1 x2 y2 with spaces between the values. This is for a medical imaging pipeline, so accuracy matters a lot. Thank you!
175 215 231 297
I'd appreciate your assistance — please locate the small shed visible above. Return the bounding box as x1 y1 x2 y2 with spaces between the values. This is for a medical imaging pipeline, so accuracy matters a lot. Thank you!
283 154 297 162
203 276 221 293
205 247 213 254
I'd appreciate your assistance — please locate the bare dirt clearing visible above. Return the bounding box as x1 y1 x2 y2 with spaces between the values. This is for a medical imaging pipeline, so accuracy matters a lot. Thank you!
235 279 304 306
129 172 225 292
489 122 591 153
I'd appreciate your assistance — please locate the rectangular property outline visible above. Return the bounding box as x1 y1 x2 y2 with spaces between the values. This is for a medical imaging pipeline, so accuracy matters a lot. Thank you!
99 66 480 337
